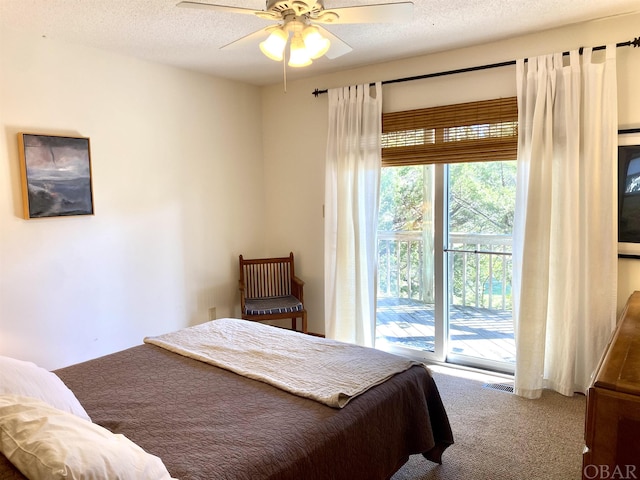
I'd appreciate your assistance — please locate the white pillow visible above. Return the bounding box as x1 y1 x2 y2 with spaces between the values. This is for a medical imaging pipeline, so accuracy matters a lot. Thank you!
0 355 90 421
0 395 176 480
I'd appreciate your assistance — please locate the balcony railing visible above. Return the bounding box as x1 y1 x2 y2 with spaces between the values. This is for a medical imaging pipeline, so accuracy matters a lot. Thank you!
377 231 513 311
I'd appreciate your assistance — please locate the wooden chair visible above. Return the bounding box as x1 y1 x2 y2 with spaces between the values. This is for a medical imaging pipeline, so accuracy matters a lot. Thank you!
238 252 307 334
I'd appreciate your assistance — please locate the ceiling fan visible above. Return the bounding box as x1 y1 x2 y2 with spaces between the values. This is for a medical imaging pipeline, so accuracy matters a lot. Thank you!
177 0 414 67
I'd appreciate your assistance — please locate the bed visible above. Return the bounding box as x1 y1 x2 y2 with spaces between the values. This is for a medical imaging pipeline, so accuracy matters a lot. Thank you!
0 319 453 480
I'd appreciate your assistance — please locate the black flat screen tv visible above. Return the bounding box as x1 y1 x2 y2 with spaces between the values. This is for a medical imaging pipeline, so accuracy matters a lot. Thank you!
618 141 640 256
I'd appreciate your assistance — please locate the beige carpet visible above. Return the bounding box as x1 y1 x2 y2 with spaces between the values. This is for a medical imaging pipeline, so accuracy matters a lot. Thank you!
392 365 586 480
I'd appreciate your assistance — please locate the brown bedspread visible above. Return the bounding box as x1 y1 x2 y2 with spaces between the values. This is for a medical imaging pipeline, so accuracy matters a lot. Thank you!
0 344 453 480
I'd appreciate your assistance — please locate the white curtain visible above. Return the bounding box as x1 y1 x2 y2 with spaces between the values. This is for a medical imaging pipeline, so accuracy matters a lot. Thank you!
324 83 382 347
513 46 618 399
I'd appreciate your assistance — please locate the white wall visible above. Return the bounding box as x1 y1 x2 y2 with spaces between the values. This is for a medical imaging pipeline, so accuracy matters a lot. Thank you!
261 12 640 334
0 28 265 369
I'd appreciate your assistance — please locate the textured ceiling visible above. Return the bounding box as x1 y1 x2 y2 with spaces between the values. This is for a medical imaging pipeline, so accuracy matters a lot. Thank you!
1 0 639 86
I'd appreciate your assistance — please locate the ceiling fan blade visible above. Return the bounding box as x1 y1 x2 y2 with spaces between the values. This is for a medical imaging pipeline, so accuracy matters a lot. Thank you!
316 27 353 59
176 1 278 19
220 26 275 50
314 2 414 24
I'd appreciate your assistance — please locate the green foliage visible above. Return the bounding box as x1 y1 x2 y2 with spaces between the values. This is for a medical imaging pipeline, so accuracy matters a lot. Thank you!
448 161 515 309
378 162 516 234
378 166 428 232
378 165 430 300
378 161 516 310
449 162 516 235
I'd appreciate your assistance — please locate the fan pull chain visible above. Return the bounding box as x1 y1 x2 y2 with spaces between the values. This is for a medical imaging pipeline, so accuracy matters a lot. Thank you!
282 49 287 93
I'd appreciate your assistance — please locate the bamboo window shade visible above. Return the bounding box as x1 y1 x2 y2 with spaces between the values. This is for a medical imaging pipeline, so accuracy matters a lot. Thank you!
382 97 518 166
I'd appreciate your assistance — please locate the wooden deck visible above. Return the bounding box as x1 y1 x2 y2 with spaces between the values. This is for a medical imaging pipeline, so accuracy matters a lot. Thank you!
376 297 515 364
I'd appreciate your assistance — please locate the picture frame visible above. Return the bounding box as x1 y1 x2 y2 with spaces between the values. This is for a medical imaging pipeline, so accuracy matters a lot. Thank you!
18 133 94 219
618 130 640 258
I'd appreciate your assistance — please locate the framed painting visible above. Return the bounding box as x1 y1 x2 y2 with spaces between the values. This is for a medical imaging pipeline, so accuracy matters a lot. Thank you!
18 133 94 219
618 131 640 258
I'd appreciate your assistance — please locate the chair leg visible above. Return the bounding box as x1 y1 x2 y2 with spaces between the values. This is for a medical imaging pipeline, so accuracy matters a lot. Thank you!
301 311 308 334
291 318 296 331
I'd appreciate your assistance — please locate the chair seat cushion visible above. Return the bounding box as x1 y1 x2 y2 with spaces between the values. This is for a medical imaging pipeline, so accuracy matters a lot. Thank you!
244 296 303 316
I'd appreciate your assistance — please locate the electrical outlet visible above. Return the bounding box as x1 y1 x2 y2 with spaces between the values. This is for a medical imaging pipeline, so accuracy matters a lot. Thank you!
208 307 217 320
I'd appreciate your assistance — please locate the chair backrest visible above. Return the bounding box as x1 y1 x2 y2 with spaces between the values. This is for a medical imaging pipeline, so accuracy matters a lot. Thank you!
239 253 296 299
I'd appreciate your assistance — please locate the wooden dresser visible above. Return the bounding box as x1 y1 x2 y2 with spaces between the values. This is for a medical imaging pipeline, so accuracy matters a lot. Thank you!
583 291 640 478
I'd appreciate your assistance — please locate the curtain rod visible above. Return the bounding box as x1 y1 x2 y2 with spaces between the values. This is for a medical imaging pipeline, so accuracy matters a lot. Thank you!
311 37 640 97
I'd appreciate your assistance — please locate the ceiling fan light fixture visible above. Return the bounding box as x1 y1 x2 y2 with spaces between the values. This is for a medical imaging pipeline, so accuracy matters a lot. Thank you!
302 25 330 59
288 33 312 67
259 27 288 61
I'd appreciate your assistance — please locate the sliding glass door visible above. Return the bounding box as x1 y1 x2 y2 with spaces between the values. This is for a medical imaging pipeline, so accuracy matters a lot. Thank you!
376 164 441 356
445 161 515 372
375 161 515 373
